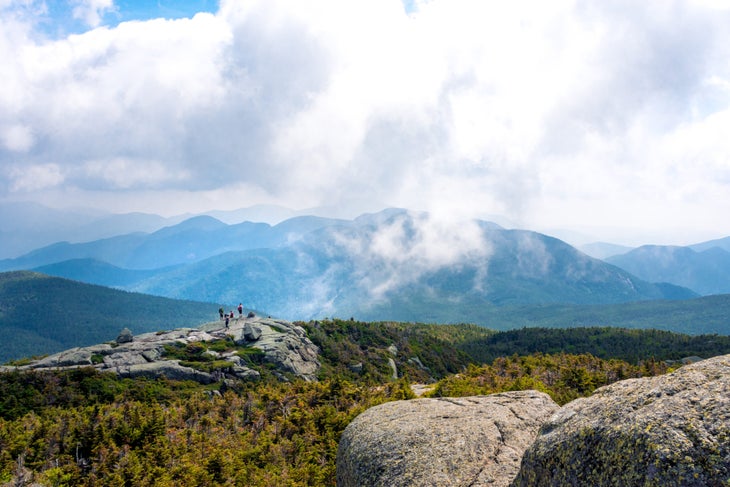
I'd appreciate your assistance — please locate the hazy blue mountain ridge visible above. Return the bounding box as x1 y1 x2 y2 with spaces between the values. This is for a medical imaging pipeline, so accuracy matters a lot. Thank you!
3 233 149 271
607 245 730 295
0 201 187 259
690 236 730 253
0 214 347 271
33 259 181 288
579 242 635 259
4 208 728 326
0 201 359 259
125 211 695 321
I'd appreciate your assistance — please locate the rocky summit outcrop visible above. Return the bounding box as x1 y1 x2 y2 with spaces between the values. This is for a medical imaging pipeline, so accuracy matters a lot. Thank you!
336 390 560 487
337 355 730 486
512 354 730 486
1 316 320 383
218 318 320 381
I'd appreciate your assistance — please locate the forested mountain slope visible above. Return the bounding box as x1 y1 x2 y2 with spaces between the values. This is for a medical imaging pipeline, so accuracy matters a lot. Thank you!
0 271 221 363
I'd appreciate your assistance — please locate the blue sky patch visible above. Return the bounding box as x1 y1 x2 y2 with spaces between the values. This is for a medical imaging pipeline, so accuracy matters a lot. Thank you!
36 0 218 38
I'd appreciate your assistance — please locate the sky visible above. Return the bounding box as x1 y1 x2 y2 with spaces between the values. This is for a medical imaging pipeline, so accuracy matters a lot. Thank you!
2 0 730 247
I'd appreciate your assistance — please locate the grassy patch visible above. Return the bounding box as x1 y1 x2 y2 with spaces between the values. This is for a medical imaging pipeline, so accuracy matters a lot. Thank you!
236 347 266 365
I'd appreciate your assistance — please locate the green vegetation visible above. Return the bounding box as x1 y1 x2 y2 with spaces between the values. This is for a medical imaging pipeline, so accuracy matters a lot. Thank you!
0 356 667 486
301 319 493 383
0 271 223 363
162 339 263 375
303 319 730 372
464 294 730 335
463 326 730 364
351 292 730 336
0 369 403 486
427 353 670 405
1 318 728 485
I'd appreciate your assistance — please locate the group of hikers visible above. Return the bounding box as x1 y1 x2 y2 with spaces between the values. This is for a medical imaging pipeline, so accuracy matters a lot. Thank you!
219 303 245 329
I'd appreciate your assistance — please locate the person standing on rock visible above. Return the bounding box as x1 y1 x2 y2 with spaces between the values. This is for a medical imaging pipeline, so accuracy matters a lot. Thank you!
225 315 229 329
238 303 243 317
219 307 224 320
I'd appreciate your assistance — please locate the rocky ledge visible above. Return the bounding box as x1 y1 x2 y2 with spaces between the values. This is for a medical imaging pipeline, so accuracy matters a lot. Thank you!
337 354 730 487
0 316 320 383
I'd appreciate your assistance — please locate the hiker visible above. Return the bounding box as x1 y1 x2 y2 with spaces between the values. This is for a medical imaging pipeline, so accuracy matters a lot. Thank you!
225 315 229 329
238 303 243 317
219 307 224 320
230 311 235 319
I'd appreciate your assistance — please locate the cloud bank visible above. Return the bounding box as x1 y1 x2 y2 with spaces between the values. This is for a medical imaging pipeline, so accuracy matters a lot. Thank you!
1 0 730 244
332 211 492 301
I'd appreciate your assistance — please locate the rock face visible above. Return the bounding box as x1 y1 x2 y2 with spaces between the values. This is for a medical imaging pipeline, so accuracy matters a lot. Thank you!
337 390 560 487
116 327 133 343
243 322 262 341
512 354 730 487
337 355 730 486
251 320 320 380
1 316 320 383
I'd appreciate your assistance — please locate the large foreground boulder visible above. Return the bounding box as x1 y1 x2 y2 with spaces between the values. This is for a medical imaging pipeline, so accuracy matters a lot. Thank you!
337 390 560 487
512 354 730 487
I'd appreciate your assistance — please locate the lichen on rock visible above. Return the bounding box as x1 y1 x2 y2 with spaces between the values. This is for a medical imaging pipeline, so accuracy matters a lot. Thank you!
512 354 730 487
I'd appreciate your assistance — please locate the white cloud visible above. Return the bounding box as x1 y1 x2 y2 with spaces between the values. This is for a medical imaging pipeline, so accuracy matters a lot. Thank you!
1 124 34 152
71 0 115 27
82 157 191 189
8 163 64 192
1 0 730 244
333 211 491 299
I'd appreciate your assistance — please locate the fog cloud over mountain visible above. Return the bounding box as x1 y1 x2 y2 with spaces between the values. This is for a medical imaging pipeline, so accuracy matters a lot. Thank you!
327 211 492 300
2 0 730 245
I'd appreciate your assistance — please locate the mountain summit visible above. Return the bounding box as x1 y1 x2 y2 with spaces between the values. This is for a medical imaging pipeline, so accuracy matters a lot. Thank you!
2 209 700 324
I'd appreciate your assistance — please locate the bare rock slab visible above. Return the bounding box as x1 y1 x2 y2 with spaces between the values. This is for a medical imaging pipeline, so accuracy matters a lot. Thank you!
512 354 730 487
4 317 320 383
337 390 559 487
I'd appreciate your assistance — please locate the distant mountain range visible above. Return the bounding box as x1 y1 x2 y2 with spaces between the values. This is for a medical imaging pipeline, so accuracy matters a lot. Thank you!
0 209 698 318
0 201 353 259
0 208 351 272
0 201 185 259
689 236 730 253
1 207 729 328
578 242 634 260
606 244 730 296
2 203 729 362
0 213 349 270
